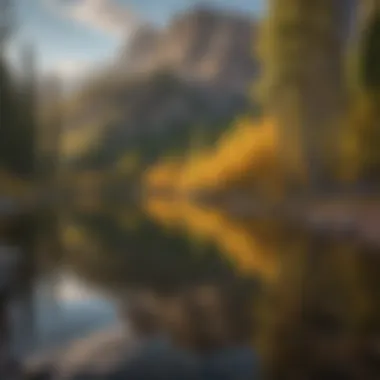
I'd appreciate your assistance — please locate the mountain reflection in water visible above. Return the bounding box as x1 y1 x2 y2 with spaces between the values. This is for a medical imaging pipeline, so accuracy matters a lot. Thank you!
4 200 380 379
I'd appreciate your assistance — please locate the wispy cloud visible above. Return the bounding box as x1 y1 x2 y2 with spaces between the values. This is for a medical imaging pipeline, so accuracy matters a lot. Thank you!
43 0 141 37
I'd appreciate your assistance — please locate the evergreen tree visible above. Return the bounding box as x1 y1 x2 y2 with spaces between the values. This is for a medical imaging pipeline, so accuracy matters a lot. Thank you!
0 0 39 179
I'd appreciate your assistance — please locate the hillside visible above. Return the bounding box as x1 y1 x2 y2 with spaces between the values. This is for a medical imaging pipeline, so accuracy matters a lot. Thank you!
60 6 259 167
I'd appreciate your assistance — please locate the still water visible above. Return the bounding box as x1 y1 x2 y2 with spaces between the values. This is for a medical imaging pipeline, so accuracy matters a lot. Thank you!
2 198 380 378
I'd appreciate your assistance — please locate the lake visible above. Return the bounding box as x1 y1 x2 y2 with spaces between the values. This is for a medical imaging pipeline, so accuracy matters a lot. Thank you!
1 198 379 378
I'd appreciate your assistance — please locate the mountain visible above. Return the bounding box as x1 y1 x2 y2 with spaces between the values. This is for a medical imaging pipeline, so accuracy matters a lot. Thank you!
120 6 258 93
61 6 259 167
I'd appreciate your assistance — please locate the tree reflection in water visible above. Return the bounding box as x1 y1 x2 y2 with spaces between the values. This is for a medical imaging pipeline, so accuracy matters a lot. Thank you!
37 200 380 379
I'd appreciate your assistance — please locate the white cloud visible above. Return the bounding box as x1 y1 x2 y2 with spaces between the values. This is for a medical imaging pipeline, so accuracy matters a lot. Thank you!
43 0 141 37
53 59 93 80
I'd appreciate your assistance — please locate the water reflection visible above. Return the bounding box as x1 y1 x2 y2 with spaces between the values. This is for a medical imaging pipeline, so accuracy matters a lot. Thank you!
142 199 380 379
143 197 286 281
59 207 241 292
2 201 380 378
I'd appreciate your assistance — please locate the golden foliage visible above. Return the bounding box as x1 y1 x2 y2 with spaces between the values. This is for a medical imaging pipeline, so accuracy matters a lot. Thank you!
143 156 185 190
144 117 285 196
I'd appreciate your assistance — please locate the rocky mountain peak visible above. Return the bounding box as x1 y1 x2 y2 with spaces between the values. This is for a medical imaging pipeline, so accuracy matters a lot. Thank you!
119 6 258 94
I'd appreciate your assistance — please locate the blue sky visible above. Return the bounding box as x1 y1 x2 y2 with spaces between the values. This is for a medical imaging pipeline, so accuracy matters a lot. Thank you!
11 0 265 80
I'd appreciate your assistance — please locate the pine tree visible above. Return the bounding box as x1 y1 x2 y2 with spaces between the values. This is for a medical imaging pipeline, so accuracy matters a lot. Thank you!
0 1 39 178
